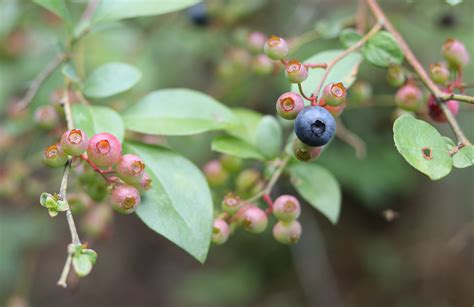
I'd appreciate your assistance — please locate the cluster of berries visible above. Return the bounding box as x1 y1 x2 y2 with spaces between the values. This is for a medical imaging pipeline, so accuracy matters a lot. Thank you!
262 35 348 162
43 129 151 214
392 38 469 122
212 193 302 245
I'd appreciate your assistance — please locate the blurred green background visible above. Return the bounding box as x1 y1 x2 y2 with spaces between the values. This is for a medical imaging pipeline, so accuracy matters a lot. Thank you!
0 0 473 306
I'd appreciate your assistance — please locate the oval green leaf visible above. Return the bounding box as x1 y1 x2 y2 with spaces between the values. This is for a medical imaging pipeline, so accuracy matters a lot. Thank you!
84 62 142 99
288 162 341 224
362 31 404 68
33 0 71 22
255 116 282 159
123 88 237 136
124 142 213 263
339 28 362 48
225 108 263 145
72 254 93 277
453 145 473 168
211 136 265 161
72 104 125 142
393 115 452 180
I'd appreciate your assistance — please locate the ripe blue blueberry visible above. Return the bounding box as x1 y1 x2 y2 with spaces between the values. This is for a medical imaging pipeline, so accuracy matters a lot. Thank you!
294 106 336 147
186 3 209 27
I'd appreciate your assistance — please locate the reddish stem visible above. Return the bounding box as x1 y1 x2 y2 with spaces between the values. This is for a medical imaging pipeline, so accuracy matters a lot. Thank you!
263 194 273 215
304 63 328 69
80 154 116 183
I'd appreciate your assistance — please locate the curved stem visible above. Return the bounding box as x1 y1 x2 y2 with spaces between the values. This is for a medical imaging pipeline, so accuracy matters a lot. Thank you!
335 117 367 159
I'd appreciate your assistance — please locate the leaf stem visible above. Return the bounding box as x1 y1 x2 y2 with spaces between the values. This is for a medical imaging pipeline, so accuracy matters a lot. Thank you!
334 117 367 159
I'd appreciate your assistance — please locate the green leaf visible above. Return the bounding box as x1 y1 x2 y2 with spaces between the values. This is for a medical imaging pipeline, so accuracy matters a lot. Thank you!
453 145 473 168
446 0 463 6
33 0 70 22
255 116 282 159
124 142 213 263
72 254 93 277
225 108 263 145
211 136 265 161
393 115 452 180
82 249 98 265
123 89 237 136
340 28 362 48
288 163 341 224
61 63 81 84
84 62 142 99
92 0 201 24
72 104 125 142
292 50 363 97
362 31 404 68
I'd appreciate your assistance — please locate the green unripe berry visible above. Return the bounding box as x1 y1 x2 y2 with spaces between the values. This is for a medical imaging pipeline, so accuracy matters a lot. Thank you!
429 62 449 85
276 92 304 120
235 169 260 193
386 64 405 88
273 220 302 244
220 155 242 173
61 129 89 156
292 138 322 162
203 159 228 187
349 80 372 105
211 218 230 245
285 60 308 83
263 35 289 60
322 82 347 106
43 144 68 167
273 195 301 222
221 192 242 215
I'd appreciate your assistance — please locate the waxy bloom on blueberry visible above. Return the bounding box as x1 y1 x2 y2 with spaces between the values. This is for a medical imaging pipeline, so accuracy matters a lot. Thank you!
322 82 347 106
44 144 68 167
247 31 266 54
292 138 321 162
442 38 470 68
294 106 336 147
276 92 304 120
428 94 459 123
61 129 89 156
263 35 288 60
394 84 423 112
273 220 302 244
238 205 268 234
285 60 308 83
110 184 141 214
87 132 122 167
116 154 145 184
211 218 230 245
273 195 301 222
429 62 449 85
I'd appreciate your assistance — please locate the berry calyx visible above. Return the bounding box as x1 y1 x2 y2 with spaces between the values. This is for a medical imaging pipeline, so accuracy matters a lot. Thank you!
292 138 322 162
203 160 228 187
87 132 122 168
263 35 289 60
253 54 274 75
273 195 301 222
394 84 423 112
322 82 347 106
211 218 230 245
427 94 459 122
273 220 302 244
238 205 268 234
247 31 266 54
285 60 308 83
221 192 242 215
60 129 89 156
44 144 68 167
442 38 470 68
110 184 141 214
276 92 305 120
116 154 145 184
429 62 449 85
294 106 336 147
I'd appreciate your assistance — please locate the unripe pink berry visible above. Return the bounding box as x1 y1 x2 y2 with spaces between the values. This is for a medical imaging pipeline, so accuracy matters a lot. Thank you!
350 80 372 105
394 84 423 112
386 64 405 88
442 38 470 68
253 54 273 75
235 169 260 193
116 154 145 184
292 138 321 162
110 184 141 214
34 105 58 130
87 132 122 167
285 60 308 83
43 144 68 167
429 62 449 85
263 35 289 60
238 205 268 234
211 218 230 245
247 31 266 54
323 102 346 117
273 195 301 222
273 220 302 244
427 94 459 123
276 92 305 120
322 82 347 106
221 192 242 215
60 129 89 156
203 159 228 187
139 172 152 191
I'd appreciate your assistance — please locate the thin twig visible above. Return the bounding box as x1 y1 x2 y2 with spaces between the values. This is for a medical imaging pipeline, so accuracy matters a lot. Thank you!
335 117 367 159
366 0 472 146
356 0 368 34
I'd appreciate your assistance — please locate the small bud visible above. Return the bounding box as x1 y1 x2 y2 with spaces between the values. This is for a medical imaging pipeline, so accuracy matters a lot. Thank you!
34 105 58 130
273 220 302 244
273 195 301 222
442 38 470 68
87 132 122 167
247 31 267 54
394 84 423 112
211 218 230 245
61 129 89 156
110 185 141 214
203 160 228 187
322 82 347 106
43 144 68 167
263 35 289 60
238 205 268 234
116 154 145 185
253 54 274 75
220 155 242 173
429 62 449 85
285 60 308 83
292 138 322 162
427 94 459 123
235 169 260 193
276 92 305 120
350 80 372 105
386 64 405 88
221 192 242 215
